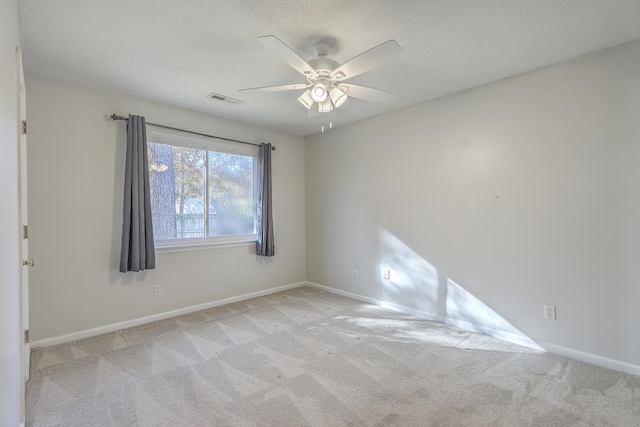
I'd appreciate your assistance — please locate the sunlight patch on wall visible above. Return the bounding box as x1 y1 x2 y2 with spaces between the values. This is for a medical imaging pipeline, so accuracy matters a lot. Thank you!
446 278 542 350
377 228 541 351
379 228 439 316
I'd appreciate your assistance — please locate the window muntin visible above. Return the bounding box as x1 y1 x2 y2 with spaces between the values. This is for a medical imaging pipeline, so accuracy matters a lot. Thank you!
146 128 257 247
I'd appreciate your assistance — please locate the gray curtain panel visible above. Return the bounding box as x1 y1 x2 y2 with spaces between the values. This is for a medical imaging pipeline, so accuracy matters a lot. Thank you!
256 143 275 256
119 115 156 272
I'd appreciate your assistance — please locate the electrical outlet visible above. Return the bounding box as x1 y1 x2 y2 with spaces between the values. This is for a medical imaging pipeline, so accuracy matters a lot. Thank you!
352 270 358 279
153 285 162 296
383 269 391 280
544 304 556 320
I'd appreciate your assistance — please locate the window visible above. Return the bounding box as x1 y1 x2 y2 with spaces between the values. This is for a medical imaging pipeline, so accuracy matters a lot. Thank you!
146 128 258 248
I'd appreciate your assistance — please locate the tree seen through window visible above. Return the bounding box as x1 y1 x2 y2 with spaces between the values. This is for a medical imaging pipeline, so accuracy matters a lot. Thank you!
148 142 255 242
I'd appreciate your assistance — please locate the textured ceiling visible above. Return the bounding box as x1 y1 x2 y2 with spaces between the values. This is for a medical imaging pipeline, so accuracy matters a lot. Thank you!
18 0 640 136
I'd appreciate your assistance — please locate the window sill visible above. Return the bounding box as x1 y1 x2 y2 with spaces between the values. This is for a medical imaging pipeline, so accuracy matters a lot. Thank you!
156 239 256 254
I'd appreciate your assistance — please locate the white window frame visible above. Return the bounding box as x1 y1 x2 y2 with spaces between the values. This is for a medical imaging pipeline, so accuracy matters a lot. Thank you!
147 127 258 252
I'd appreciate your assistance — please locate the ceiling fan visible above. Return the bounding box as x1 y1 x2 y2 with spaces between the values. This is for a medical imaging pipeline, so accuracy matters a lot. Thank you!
239 36 403 116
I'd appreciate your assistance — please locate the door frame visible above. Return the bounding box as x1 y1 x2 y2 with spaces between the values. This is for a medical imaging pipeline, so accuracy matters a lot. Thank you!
16 46 30 423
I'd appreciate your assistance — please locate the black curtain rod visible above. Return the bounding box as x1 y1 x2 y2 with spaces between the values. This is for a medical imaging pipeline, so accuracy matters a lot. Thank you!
110 114 275 150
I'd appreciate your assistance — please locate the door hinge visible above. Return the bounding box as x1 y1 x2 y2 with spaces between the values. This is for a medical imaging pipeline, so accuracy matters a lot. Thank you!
24 329 29 344
22 120 27 135
23 225 28 239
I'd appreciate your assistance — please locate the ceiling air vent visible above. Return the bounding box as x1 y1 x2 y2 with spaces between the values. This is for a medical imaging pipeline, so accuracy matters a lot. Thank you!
207 92 243 105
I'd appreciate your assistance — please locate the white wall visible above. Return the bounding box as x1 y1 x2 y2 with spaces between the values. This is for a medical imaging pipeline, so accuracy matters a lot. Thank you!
26 75 306 342
0 0 21 425
306 40 640 369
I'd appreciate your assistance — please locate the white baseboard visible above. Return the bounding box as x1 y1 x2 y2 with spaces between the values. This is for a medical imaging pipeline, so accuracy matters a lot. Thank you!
537 341 640 377
31 282 306 349
305 281 445 323
305 282 640 377
444 317 543 350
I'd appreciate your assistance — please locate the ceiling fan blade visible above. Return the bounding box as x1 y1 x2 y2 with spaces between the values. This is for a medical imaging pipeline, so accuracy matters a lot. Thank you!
258 35 318 78
239 83 310 93
331 40 403 80
339 84 396 103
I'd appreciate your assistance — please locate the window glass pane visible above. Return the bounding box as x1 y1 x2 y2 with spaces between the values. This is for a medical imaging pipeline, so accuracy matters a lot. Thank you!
208 151 254 236
148 142 205 240
146 130 258 247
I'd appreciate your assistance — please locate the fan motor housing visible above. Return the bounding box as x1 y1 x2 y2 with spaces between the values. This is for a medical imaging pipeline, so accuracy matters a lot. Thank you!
308 57 339 76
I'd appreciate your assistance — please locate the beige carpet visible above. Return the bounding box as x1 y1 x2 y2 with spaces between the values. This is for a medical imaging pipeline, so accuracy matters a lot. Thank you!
26 286 640 426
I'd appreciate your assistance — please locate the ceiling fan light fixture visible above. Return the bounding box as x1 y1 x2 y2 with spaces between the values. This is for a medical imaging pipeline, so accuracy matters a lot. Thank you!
329 87 347 108
311 83 328 103
318 98 333 113
297 89 314 109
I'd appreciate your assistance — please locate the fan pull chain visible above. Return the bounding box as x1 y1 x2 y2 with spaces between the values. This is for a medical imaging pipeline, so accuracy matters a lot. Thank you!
320 100 334 133
329 104 333 130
